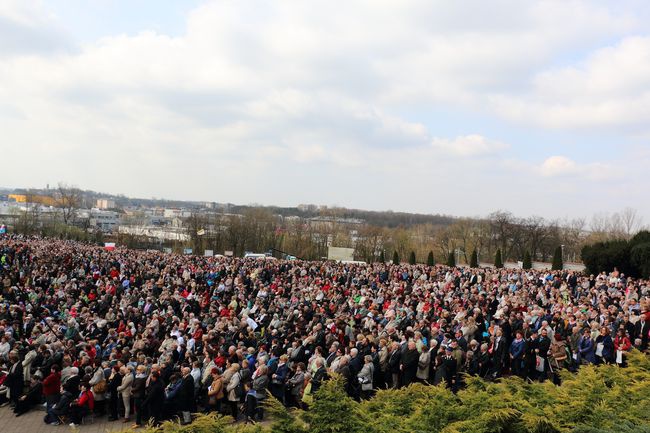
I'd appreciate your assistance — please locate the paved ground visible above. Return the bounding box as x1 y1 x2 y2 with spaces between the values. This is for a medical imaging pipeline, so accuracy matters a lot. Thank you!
0 405 127 433
0 406 270 433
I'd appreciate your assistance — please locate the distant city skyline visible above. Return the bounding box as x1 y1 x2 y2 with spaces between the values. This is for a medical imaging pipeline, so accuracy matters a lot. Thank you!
2 1 650 220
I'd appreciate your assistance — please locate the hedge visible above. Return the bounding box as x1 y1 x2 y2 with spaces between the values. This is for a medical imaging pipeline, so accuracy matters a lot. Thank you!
118 351 650 433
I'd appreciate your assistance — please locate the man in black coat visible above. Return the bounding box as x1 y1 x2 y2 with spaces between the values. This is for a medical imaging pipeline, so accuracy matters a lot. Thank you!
14 375 43 416
338 356 357 399
442 347 457 390
525 330 540 380
400 341 419 387
143 372 165 426
107 366 122 421
179 367 195 424
387 342 401 389
349 348 363 377
489 329 508 379
634 315 649 351
310 360 328 394
5 351 24 407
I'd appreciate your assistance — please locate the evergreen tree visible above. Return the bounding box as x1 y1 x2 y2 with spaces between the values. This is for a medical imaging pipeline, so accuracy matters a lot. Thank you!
447 251 455 267
409 251 416 265
379 250 385 264
305 376 367 433
552 245 563 270
494 249 504 268
392 251 399 265
522 250 532 270
427 251 434 266
470 249 479 268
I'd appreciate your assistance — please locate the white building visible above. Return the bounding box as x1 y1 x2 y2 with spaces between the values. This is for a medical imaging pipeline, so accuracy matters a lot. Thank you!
77 209 120 232
163 208 193 218
96 198 116 209
118 225 190 241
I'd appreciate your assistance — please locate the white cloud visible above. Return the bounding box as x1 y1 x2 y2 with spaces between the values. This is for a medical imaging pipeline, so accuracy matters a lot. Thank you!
540 156 578 177
539 156 617 181
1 0 649 219
493 36 650 129
431 135 509 157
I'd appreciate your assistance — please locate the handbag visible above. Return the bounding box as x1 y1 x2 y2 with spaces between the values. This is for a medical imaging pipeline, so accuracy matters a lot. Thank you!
535 355 545 372
93 379 107 394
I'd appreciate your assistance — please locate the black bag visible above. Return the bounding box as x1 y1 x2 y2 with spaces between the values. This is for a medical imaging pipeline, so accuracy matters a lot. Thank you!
234 372 244 399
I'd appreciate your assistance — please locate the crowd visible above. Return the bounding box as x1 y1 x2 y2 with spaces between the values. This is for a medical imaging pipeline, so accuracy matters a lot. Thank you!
0 235 648 428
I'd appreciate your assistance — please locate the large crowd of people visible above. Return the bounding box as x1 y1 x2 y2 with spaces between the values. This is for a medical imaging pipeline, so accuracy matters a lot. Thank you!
0 235 648 428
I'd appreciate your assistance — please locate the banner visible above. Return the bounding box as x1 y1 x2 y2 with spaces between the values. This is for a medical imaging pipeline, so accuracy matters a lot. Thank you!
104 242 116 251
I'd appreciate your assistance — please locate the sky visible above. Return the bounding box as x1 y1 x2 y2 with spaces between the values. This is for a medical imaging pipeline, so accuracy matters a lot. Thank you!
1 0 650 221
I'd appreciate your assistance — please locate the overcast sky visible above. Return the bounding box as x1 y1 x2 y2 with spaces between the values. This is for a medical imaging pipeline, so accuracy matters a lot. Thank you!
1 0 649 220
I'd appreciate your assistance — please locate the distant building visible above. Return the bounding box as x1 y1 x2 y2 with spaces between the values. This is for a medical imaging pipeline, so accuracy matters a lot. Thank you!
118 225 189 241
96 198 116 209
76 209 120 232
163 208 192 218
8 194 57 207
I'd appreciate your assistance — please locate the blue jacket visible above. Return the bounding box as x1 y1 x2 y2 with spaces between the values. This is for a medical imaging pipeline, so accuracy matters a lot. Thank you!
274 363 288 384
578 336 595 364
509 338 526 359
595 335 614 362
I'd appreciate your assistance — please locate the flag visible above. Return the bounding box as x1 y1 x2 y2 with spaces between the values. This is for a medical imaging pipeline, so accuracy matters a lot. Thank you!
197 229 206 236
104 242 116 251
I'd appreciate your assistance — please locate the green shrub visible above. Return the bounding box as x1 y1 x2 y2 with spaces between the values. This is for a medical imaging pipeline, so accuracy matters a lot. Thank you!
552 246 563 270
494 249 503 268
116 352 650 433
470 249 479 268
631 242 650 278
427 250 435 266
447 251 456 267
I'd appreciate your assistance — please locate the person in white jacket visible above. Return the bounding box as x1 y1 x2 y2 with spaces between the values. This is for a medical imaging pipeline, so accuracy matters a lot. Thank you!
22 346 37 382
117 365 134 422
225 363 241 421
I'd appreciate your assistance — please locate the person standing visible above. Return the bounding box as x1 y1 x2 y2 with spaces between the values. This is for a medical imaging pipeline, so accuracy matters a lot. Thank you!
117 365 134 423
5 351 24 407
400 341 419 387
509 331 526 378
142 371 165 426
286 362 305 408
206 368 224 414
357 355 374 399
131 365 147 427
107 366 122 421
179 367 195 424
578 328 596 365
387 342 401 389
416 342 432 383
225 363 242 420
42 365 61 415
594 327 614 365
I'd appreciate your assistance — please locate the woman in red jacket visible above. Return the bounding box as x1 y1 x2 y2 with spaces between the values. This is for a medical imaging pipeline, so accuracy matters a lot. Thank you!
614 328 632 366
42 365 61 413
69 383 95 426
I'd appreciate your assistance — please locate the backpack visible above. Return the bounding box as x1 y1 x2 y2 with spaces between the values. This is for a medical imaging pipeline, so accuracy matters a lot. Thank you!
234 372 244 399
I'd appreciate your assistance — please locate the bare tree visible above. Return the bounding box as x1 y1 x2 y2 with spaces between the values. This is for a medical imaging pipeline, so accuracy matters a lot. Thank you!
56 183 83 225
620 207 642 237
